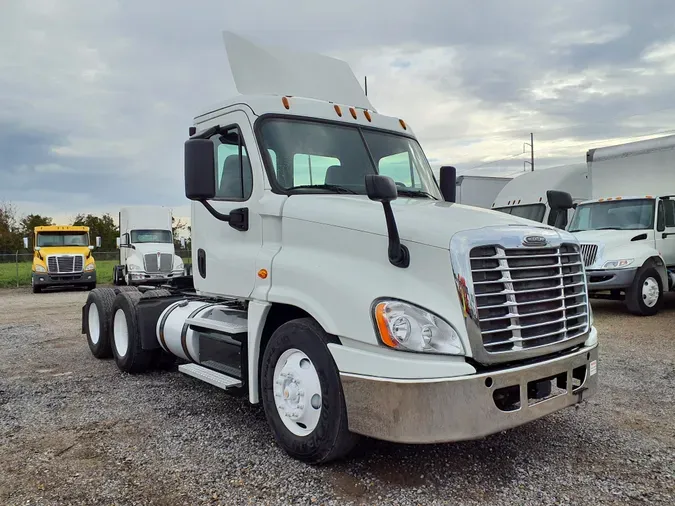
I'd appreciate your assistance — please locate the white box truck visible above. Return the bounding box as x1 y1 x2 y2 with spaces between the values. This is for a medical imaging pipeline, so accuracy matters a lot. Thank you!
113 206 185 286
569 134 675 315
80 32 598 464
492 163 589 228
455 174 512 209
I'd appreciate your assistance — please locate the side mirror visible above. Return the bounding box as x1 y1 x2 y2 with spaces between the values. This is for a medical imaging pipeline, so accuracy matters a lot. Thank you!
546 190 573 210
95 236 102 248
180 237 187 248
23 237 29 249
116 237 121 249
185 138 217 200
88 245 95 251
365 174 409 268
35 246 41 252
439 166 457 203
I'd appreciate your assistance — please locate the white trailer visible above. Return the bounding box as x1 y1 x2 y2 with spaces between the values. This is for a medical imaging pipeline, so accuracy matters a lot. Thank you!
113 206 185 286
492 163 589 228
569 134 675 315
80 32 598 464
455 174 512 209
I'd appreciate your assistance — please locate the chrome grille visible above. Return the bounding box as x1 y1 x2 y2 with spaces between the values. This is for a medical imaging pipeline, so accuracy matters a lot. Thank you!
47 255 84 273
470 243 588 354
580 244 598 267
144 253 173 273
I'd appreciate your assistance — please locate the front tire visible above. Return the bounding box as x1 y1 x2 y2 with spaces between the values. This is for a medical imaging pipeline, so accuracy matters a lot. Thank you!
260 318 358 464
626 266 663 316
111 291 157 373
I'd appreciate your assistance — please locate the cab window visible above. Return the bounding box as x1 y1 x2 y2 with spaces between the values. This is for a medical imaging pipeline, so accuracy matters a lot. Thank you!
215 127 253 200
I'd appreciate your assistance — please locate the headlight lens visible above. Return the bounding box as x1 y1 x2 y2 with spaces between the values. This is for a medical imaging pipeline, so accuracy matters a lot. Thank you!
128 264 142 271
373 300 464 355
35 265 46 273
602 259 633 269
85 263 95 271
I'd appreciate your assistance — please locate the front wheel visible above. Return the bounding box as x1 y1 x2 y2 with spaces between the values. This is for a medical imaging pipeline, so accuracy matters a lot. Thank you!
260 318 359 464
626 266 663 316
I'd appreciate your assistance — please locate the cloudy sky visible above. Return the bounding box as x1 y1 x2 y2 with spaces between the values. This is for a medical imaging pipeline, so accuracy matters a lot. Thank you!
2 0 675 225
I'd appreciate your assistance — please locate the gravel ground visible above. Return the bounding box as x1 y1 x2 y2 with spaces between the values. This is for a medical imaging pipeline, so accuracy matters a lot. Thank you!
0 287 673 506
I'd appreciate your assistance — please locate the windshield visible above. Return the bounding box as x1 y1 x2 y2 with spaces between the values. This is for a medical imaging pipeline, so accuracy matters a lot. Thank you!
130 229 173 244
37 232 88 247
258 118 442 199
494 204 546 222
569 199 655 232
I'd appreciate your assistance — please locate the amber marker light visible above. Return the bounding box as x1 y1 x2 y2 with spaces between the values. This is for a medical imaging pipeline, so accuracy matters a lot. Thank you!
258 269 268 279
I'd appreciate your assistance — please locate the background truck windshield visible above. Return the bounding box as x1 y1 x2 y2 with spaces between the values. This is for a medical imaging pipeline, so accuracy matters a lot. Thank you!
494 204 546 222
258 118 442 199
130 230 173 243
569 199 655 232
37 232 88 247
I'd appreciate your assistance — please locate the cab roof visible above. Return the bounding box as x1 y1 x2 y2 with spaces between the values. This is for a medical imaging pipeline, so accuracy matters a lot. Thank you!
35 225 89 233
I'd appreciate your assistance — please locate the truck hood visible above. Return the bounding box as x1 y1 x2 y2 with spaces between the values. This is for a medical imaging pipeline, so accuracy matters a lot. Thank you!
571 229 653 247
282 195 552 249
38 246 92 256
131 243 177 256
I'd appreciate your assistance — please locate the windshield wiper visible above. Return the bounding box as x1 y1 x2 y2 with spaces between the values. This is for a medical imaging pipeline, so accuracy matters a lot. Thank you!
396 189 438 200
286 184 359 195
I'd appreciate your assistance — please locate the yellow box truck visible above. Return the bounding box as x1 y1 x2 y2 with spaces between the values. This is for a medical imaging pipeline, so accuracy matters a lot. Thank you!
24 225 100 293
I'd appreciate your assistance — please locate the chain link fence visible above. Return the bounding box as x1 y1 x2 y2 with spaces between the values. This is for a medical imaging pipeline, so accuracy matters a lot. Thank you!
0 250 192 288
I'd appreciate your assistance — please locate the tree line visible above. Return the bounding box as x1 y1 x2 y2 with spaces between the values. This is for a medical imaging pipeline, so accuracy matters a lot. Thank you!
0 202 189 254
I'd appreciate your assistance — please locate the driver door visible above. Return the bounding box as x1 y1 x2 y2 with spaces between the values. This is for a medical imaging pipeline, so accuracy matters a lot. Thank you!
656 198 675 267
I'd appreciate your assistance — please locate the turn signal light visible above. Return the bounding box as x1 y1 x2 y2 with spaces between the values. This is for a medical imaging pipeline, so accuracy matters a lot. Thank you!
257 269 268 279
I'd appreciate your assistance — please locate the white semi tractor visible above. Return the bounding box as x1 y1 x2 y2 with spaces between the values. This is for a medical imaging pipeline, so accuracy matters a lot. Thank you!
492 164 589 229
455 174 513 209
569 134 675 315
81 32 598 464
113 206 186 286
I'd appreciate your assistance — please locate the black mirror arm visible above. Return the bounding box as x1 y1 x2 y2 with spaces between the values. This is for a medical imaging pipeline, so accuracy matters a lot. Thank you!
201 200 230 222
382 201 410 268
200 200 249 231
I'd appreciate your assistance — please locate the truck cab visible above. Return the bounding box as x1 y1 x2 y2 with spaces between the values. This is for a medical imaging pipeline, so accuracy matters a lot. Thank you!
81 32 598 464
26 225 99 293
113 206 185 286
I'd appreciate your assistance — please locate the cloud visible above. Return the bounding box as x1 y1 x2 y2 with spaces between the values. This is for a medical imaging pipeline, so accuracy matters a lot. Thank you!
1 0 675 215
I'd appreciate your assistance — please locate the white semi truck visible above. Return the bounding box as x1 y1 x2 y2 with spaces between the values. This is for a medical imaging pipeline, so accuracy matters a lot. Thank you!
492 164 589 229
455 174 513 209
113 206 185 286
569 134 675 315
81 32 598 464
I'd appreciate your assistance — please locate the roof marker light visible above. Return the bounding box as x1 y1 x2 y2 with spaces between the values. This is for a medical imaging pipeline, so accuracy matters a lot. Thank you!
282 96 290 109
646 195 653 199
399 119 407 130
364 110 372 122
349 107 357 119
334 104 342 117
539 197 542 202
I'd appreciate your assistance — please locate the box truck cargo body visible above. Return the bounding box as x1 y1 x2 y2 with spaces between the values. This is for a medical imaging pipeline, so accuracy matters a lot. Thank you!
455 174 512 208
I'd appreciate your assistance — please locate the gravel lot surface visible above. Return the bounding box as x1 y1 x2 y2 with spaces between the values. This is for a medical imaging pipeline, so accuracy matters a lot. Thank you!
0 287 673 505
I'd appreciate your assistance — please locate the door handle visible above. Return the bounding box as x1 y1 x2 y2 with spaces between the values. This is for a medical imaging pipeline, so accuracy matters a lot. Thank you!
662 232 675 238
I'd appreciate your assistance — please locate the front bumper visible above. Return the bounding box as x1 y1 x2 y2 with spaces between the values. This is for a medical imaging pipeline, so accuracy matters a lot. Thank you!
128 270 184 285
586 267 637 291
33 270 96 287
340 344 598 443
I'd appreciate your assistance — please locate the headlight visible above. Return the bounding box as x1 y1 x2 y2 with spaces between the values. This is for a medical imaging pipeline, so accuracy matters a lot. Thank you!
35 265 46 273
373 300 464 355
128 264 142 271
175 261 184 270
85 263 95 271
602 259 633 269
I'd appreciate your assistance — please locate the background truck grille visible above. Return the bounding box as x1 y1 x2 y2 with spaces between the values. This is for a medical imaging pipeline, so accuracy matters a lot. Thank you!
144 253 173 273
47 255 84 273
579 244 598 267
470 243 588 354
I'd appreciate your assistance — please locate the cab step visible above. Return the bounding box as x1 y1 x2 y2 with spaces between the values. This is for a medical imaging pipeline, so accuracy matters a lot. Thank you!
178 363 242 390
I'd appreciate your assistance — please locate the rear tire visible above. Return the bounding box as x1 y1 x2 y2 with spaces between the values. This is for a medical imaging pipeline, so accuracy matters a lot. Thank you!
84 288 117 358
111 291 157 373
626 266 663 316
260 318 359 464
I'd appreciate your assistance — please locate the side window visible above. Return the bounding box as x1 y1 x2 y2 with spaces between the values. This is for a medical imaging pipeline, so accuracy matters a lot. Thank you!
377 151 418 188
657 200 666 231
292 154 340 186
215 127 253 200
664 199 675 228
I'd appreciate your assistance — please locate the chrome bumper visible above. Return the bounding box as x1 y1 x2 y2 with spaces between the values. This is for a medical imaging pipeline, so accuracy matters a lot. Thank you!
340 344 598 443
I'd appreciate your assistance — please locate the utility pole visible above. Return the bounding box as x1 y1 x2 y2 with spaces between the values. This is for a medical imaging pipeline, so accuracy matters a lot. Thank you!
364 76 368 96
523 133 534 171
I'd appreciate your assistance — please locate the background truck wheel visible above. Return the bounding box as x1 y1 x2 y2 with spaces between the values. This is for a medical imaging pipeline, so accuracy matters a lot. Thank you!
31 278 41 294
626 266 663 316
86 283 96 291
260 318 359 464
111 291 157 373
84 288 117 358
113 265 124 286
